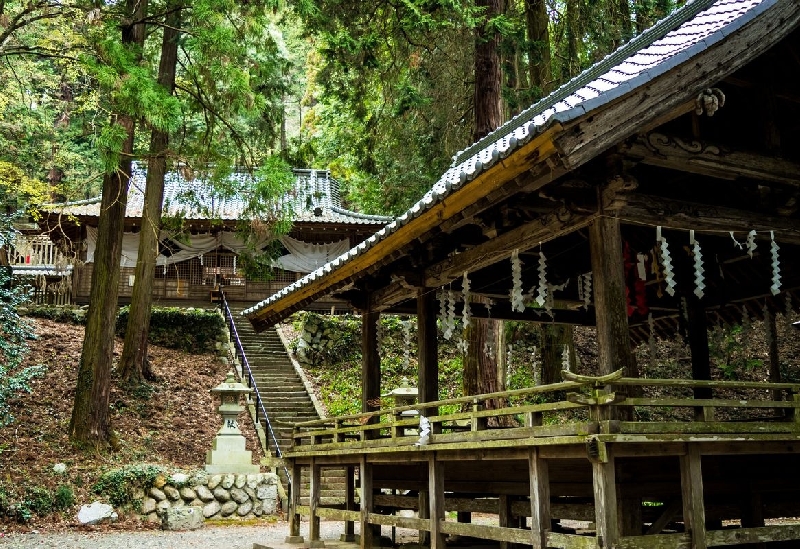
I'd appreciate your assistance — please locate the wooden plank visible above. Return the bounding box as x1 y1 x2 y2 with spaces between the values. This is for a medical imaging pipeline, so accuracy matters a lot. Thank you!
316 508 360 521
440 522 533 545
418 288 439 419
680 445 707 549
620 399 799 409
546 532 598 549
616 379 800 391
617 421 800 435
429 455 445 549
368 514 429 530
646 500 684 535
360 456 374 549
592 445 619 549
705 524 800 546
617 533 690 549
529 448 551 549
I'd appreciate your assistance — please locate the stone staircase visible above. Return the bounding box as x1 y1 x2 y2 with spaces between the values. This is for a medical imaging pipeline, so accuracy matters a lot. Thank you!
227 308 348 507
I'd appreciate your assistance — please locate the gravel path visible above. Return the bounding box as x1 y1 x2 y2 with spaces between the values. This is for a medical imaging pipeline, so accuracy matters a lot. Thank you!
0 520 361 549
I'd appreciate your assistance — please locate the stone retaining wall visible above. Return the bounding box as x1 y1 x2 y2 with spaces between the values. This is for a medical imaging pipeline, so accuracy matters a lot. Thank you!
140 472 279 523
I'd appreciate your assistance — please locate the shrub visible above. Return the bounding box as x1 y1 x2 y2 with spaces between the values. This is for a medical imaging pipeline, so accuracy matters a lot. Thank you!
93 464 169 507
116 306 225 353
53 485 76 511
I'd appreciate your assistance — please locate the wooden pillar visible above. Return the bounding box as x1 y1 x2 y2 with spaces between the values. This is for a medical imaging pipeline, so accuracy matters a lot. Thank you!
285 460 304 543
589 218 636 378
418 289 439 418
429 455 446 549
529 448 551 549
360 457 374 549
592 446 619 549
418 489 430 545
341 466 356 542
499 494 512 549
362 308 381 438
309 459 323 547
686 295 713 420
680 445 707 549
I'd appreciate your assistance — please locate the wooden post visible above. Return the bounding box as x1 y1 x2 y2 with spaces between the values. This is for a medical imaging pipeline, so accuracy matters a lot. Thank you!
360 457 374 549
589 217 637 380
309 459 323 547
362 308 381 438
418 289 439 421
285 460 304 543
418 489 430 545
680 445 707 549
592 445 619 549
686 295 714 420
529 448 551 549
429 455 445 549
499 494 511 549
341 466 356 542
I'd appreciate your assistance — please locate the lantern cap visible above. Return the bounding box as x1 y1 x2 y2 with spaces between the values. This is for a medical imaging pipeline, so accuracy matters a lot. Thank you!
210 370 252 396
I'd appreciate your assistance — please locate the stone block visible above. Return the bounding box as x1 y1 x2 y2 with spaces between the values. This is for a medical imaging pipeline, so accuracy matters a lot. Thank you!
162 506 204 531
156 500 171 515
221 474 235 489
189 498 204 507
141 498 157 515
170 472 189 486
230 488 249 504
246 474 261 489
163 485 181 501
149 487 167 501
213 487 231 502
237 501 253 516
220 501 238 517
196 485 215 502
235 474 247 489
203 501 221 518
262 496 277 515
207 475 223 490
256 484 277 502
77 502 118 525
180 487 197 501
244 487 256 501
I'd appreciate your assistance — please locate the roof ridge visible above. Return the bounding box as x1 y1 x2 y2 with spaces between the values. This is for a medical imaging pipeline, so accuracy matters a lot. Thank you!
451 0 719 167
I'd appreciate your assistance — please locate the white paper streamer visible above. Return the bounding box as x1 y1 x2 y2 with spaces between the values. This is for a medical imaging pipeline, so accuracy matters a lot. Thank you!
746 230 757 258
691 230 705 299
561 344 571 372
770 231 781 296
730 232 743 250
510 249 525 312
536 250 548 307
657 226 676 296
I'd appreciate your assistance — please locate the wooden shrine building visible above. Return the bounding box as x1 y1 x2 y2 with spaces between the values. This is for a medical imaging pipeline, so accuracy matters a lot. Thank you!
36 164 391 305
245 0 800 547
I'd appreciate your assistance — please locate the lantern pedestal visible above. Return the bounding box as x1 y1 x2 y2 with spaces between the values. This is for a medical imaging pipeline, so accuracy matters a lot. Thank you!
205 371 260 474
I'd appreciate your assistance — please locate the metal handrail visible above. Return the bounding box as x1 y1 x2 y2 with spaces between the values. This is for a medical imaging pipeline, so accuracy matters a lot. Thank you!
219 291 291 488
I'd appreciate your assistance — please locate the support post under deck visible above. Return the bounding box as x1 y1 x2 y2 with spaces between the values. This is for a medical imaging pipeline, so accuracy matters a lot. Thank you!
592 446 619 549
529 448 551 549
680 445 708 549
360 457 374 549
362 308 381 439
418 288 439 421
429 455 446 549
286 461 304 543
309 459 323 548
341 465 356 542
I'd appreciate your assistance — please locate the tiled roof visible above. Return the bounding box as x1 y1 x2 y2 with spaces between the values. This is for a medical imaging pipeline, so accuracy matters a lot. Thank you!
243 0 778 322
41 164 392 226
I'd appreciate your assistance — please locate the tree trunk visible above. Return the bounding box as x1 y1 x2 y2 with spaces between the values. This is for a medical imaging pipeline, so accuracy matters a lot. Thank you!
565 0 580 78
473 0 505 141
525 0 552 99
69 0 148 448
119 6 181 387
540 324 573 385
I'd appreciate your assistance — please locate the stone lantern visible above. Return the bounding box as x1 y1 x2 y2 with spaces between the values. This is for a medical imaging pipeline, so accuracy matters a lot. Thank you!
205 371 260 474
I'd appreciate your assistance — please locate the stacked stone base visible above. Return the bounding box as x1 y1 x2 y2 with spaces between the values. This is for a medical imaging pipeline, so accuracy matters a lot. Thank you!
141 472 279 523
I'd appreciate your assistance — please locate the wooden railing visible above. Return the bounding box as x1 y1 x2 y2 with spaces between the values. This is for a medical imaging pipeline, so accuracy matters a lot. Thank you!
289 371 800 452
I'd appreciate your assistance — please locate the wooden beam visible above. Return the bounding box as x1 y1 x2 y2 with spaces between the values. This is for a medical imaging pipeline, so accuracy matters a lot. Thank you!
425 209 595 288
529 448 551 549
386 300 597 326
418 288 439 418
618 194 800 246
309 459 322 547
686 295 713 421
621 132 800 186
680 445 707 549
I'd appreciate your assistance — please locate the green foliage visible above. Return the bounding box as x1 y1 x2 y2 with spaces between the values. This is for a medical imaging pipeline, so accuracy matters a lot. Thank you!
53 485 76 511
0 482 75 522
709 324 764 380
116 306 225 353
93 464 168 507
23 304 225 353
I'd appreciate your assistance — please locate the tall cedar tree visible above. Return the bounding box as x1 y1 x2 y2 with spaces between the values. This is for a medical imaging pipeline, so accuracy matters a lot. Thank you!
69 0 148 446
119 5 181 385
